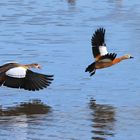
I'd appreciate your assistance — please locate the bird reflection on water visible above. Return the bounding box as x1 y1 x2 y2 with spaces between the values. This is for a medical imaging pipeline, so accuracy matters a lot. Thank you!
89 98 116 140
67 0 76 5
0 99 51 116
0 100 52 139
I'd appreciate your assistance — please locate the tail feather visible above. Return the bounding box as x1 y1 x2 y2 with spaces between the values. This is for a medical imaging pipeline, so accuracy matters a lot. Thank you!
85 62 96 76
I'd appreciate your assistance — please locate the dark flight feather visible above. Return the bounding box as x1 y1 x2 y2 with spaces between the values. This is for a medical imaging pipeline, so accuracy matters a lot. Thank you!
91 28 106 58
3 70 53 91
99 53 117 61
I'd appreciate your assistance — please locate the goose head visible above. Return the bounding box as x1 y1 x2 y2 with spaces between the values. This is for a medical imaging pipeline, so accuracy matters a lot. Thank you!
122 54 134 60
31 63 41 69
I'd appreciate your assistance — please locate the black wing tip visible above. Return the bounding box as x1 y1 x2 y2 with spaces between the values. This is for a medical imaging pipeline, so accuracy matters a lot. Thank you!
94 27 105 36
46 75 54 81
91 27 106 47
46 75 54 77
97 27 105 32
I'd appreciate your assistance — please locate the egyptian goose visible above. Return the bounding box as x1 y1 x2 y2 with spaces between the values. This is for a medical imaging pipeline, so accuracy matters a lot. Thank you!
85 28 133 76
0 62 53 91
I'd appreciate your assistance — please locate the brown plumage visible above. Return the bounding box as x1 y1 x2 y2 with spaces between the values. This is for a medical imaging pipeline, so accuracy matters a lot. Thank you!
0 62 53 91
85 28 133 76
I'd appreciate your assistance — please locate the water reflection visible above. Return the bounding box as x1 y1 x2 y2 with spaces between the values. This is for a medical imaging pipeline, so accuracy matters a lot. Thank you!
0 99 51 116
67 0 76 6
89 98 116 140
0 100 52 139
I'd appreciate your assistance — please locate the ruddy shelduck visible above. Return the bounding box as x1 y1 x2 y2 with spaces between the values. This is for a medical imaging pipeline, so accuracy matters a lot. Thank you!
85 28 133 76
0 62 53 91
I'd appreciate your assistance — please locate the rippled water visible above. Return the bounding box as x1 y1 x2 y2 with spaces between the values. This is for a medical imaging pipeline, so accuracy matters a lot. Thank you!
0 0 140 140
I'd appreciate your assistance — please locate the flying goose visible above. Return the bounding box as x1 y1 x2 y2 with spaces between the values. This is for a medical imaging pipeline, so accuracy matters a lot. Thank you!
0 62 53 91
85 28 133 76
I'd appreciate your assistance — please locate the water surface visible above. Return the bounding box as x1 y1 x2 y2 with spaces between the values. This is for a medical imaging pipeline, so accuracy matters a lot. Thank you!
0 0 140 140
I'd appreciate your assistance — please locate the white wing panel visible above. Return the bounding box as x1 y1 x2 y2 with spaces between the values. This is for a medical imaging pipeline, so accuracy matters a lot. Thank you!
6 67 26 78
99 46 108 56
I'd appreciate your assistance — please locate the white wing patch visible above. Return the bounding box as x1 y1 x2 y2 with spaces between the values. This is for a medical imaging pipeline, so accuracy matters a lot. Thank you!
99 46 108 56
6 67 27 78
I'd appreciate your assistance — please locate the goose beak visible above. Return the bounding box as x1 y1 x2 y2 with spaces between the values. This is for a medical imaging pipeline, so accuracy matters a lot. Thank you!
130 56 134 59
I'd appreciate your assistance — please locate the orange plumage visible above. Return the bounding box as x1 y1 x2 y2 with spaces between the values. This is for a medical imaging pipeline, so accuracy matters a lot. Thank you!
85 28 133 76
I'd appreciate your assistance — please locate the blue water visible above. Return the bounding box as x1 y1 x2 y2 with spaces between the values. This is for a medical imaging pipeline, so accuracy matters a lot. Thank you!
0 0 140 139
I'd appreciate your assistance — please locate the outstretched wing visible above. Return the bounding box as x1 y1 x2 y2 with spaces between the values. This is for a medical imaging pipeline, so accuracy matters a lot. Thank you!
91 28 108 60
2 69 53 91
20 70 54 91
98 53 117 62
